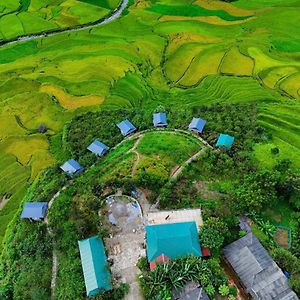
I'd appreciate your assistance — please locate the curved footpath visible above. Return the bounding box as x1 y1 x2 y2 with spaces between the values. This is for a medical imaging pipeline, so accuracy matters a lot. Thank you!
0 0 129 48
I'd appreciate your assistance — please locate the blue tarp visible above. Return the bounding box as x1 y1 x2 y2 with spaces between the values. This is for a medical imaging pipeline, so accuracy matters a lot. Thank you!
21 202 48 220
153 112 167 127
188 117 207 133
87 140 109 156
78 236 112 297
60 159 83 175
117 119 136 136
216 134 235 149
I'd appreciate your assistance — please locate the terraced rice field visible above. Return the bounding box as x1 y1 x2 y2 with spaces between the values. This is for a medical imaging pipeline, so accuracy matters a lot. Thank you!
0 0 300 250
0 0 119 40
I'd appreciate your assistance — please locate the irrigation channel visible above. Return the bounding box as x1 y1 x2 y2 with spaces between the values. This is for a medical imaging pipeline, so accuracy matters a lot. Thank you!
0 0 129 48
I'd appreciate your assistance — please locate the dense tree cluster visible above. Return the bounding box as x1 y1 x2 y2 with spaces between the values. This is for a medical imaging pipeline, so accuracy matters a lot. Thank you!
138 256 231 299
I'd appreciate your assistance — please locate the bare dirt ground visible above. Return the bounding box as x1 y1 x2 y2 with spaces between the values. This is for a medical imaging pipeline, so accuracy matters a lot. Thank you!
105 195 145 300
106 233 145 300
274 228 289 248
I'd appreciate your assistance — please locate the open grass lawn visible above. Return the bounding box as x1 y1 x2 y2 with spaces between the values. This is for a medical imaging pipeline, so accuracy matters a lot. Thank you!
0 0 300 255
137 131 200 168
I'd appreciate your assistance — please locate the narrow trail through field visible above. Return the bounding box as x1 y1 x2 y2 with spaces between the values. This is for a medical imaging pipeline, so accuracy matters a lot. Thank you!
0 0 128 48
171 147 207 179
130 135 143 175
44 186 66 300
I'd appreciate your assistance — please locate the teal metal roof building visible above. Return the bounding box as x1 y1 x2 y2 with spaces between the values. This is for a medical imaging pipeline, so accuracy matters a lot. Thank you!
216 134 235 149
78 236 112 297
146 221 202 262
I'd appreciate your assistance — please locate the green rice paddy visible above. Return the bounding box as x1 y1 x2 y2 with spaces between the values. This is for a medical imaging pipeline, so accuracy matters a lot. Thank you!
0 0 300 251
0 0 119 40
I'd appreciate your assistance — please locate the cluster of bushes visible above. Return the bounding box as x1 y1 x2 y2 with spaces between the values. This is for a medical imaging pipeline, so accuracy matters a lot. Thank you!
138 255 236 300
65 104 261 167
271 248 300 295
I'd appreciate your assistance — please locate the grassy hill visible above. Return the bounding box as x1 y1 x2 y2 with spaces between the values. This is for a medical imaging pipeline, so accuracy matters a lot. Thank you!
0 0 300 252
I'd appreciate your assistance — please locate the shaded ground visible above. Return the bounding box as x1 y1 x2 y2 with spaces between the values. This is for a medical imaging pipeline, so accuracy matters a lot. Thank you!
274 228 289 248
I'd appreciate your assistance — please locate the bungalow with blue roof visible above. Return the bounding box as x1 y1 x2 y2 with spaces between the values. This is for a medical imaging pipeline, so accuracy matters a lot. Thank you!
216 134 234 149
60 159 84 176
87 140 109 156
78 236 112 297
188 117 207 134
117 119 136 136
21 202 48 221
146 221 202 266
153 112 167 127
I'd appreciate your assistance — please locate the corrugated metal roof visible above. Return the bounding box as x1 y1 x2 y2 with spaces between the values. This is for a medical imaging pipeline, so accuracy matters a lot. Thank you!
188 117 207 133
146 221 202 262
172 282 210 300
216 134 234 149
60 159 83 175
223 233 299 300
20 202 48 220
153 112 167 126
87 140 109 156
117 119 136 136
78 236 112 297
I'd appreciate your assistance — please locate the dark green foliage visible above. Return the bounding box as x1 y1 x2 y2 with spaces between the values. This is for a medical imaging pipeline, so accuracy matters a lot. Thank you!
271 248 300 275
0 221 52 300
95 283 130 300
271 147 279 155
137 256 149 272
291 214 300 258
199 217 229 252
67 104 261 168
31 167 67 202
235 170 279 212
66 109 148 165
271 248 300 295
139 256 227 300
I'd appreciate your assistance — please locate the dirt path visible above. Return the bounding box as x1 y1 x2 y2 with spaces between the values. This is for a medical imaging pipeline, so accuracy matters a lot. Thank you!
171 147 207 179
44 186 66 300
129 135 143 175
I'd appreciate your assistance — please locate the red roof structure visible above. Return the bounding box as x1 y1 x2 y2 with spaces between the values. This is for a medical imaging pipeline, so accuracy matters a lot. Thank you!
149 253 171 271
201 247 211 258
